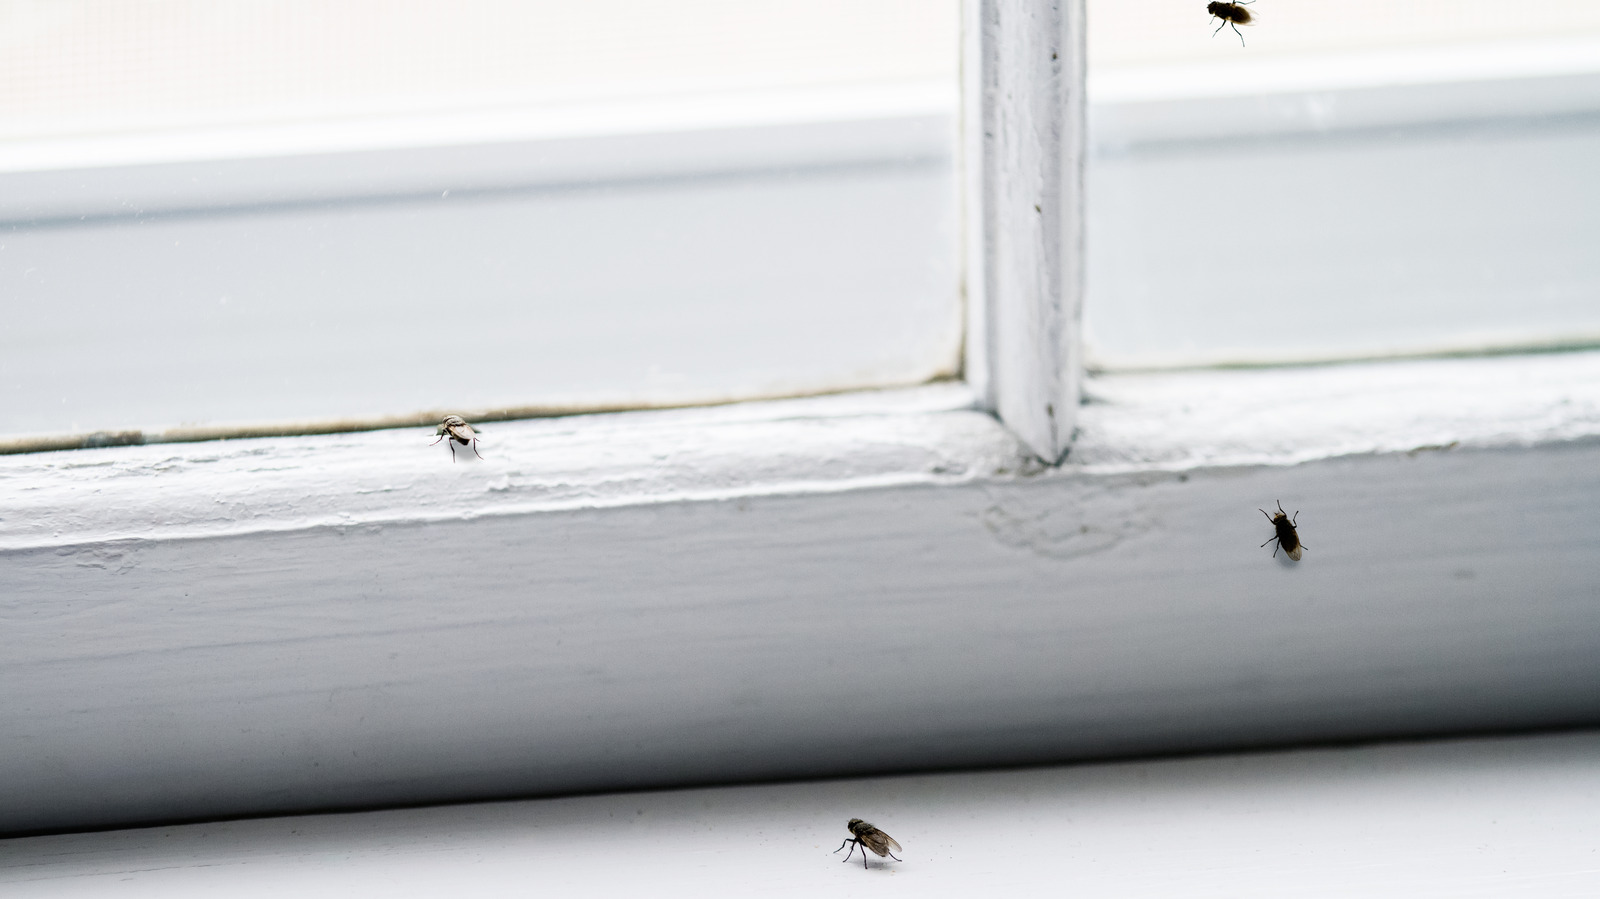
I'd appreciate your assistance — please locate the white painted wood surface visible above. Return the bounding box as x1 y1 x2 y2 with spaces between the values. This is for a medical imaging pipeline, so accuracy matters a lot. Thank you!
0 384 1002 549
0 100 955 224
1073 351 1600 470
4 731 1598 897
3 353 1600 835
965 0 1085 462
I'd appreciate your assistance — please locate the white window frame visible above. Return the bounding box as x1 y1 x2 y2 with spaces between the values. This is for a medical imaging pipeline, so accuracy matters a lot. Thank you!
0 88 965 447
4 0 1600 837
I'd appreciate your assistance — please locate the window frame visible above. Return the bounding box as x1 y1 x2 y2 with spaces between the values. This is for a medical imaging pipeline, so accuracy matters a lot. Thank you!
4 0 1600 837
0 97 965 449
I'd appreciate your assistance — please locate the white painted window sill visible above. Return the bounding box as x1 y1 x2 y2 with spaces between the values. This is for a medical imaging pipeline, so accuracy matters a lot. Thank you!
4 730 1598 897
0 382 1008 550
3 351 1600 835
7 350 1598 548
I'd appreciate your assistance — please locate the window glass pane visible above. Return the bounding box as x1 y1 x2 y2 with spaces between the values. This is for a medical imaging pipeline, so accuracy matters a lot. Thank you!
1085 0 1600 369
0 1 959 441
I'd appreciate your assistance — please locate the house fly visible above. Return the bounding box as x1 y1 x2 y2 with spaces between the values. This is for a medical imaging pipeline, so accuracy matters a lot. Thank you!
835 818 902 869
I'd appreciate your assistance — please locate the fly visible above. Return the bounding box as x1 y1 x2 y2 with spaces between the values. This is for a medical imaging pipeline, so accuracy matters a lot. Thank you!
835 818 902 869
431 414 483 462
1260 500 1304 561
1208 1 1254 46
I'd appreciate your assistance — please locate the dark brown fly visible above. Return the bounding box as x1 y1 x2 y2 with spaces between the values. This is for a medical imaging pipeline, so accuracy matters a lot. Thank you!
835 818 902 869
431 414 483 462
1208 1 1254 46
1259 500 1304 561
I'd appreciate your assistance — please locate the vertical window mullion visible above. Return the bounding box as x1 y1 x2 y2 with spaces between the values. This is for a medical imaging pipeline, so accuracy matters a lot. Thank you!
963 0 1086 463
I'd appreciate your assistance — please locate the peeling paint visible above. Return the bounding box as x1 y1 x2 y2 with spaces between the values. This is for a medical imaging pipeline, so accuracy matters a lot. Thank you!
979 486 1155 559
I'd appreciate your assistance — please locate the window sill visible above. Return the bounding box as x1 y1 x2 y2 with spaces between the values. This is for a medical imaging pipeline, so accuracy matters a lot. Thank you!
0 382 1007 550
4 730 1598 896
4 352 1600 835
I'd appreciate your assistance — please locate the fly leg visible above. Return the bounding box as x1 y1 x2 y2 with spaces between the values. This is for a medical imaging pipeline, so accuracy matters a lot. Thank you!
835 838 858 864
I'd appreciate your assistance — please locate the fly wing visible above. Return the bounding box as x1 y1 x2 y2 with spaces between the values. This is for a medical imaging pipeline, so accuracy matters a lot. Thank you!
447 422 477 442
860 828 899 856
1287 544 1303 561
